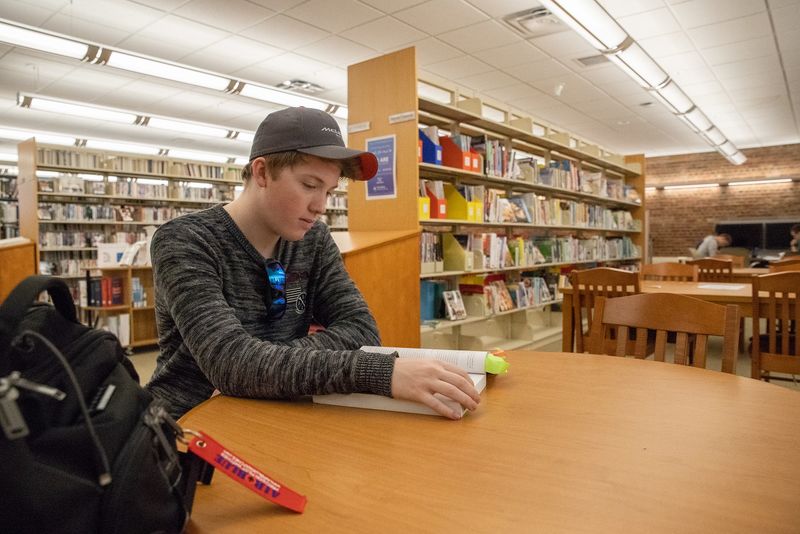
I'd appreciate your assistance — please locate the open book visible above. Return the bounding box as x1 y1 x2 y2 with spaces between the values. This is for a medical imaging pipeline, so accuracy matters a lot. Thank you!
312 346 507 417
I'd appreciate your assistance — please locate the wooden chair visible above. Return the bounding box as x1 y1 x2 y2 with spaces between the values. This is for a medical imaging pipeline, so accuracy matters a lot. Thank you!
640 262 699 282
687 258 733 282
588 293 740 373
769 258 800 273
751 272 800 381
568 268 640 353
713 254 745 268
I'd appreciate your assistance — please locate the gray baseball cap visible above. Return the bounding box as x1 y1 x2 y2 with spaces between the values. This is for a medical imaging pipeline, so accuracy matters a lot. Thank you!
249 106 378 181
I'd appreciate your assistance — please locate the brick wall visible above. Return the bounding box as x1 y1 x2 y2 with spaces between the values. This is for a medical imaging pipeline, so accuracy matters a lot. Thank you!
645 144 800 256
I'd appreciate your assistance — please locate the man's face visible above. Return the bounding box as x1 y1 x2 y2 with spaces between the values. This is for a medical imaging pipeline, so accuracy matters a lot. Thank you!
257 156 341 241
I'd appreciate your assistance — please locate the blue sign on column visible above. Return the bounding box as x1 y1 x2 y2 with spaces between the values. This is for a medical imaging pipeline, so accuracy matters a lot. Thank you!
365 134 397 200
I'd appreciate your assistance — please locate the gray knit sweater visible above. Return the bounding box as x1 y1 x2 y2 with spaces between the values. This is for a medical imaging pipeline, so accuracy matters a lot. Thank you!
145 204 395 418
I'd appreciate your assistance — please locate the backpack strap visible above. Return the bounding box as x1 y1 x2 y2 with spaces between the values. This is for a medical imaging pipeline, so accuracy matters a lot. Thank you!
0 276 78 353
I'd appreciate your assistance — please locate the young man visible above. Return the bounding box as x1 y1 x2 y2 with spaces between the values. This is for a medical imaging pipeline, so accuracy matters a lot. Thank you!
695 232 732 257
146 107 479 420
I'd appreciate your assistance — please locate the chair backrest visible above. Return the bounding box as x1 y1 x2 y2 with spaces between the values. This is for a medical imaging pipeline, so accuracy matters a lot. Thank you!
568 267 640 352
640 262 699 282
687 258 733 282
769 258 800 273
712 254 745 268
588 293 740 373
751 272 800 379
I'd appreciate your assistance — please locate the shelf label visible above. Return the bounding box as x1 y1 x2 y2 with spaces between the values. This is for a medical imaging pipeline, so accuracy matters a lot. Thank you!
348 121 370 133
388 111 416 124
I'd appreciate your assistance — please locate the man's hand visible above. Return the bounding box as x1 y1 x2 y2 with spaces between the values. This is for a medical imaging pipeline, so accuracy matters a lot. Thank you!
390 358 480 419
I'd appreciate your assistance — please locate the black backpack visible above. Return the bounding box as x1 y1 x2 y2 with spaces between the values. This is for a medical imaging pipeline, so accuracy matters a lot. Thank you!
0 276 208 533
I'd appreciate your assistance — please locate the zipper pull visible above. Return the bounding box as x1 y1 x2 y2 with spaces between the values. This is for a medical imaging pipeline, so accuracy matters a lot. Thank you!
0 377 29 440
12 373 67 401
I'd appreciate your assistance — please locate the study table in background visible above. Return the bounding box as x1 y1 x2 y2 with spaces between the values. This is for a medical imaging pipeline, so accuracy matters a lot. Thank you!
562 280 753 352
180 352 800 534
731 267 770 283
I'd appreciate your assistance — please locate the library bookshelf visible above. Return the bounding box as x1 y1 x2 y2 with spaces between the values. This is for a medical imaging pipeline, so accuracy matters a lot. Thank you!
346 47 646 352
0 166 18 239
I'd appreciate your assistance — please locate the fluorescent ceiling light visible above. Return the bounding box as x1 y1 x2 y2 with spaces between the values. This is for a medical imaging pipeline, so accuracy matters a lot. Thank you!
0 152 17 162
23 95 137 124
0 19 88 59
718 141 737 156
167 149 231 164
537 0 626 50
84 139 160 155
105 52 232 91
236 132 254 143
233 157 249 166
729 152 747 165
613 43 668 88
655 82 692 114
239 84 327 110
703 127 725 146
729 178 789 186
147 117 229 138
333 107 348 120
663 183 718 190
683 108 712 132
644 186 656 192
0 127 75 146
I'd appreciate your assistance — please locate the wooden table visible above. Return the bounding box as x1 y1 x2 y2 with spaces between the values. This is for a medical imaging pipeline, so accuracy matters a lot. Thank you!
180 352 800 533
562 281 754 351
732 267 770 283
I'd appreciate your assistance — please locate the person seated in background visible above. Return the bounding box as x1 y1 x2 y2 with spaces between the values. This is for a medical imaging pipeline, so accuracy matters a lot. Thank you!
790 224 799 253
696 232 732 257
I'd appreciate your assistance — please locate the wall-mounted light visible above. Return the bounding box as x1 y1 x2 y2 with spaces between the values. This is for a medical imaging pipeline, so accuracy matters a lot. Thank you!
538 0 746 165
663 183 719 190
728 178 792 186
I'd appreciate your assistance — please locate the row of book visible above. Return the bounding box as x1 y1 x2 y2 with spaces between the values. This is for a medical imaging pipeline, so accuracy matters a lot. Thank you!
39 175 240 202
0 175 16 198
37 148 240 180
38 203 199 223
326 195 347 209
39 230 147 248
421 231 640 273
421 272 558 321
422 180 641 230
319 212 347 228
78 275 125 307
1 201 17 223
96 313 130 347
40 256 97 277
131 277 149 308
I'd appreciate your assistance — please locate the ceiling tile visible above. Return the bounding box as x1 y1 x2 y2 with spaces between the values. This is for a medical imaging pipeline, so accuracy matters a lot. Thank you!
174 0 274 32
438 20 519 53
285 0 382 33
41 12 138 47
359 0 427 14
126 0 186 11
403 37 462 66
234 53 330 86
728 84 786 102
115 33 195 61
92 79 184 109
712 54 782 80
426 55 494 80
638 31 695 58
484 83 538 103
771 3 800 35
576 64 631 86
687 12 771 49
302 67 349 93
700 36 778 66
722 71 785 91
456 70 519 92
126 14 229 52
617 7 682 39
598 0 667 18
294 36 377 67
472 40 546 69
240 15 329 50
244 0 307 11
658 51 708 76
0 50 77 90
681 79 725 97
180 36 283 74
669 0 765 29
512 58 572 84
394 0 489 35
35 69 135 104
0 0 62 26
669 65 717 85
463 0 540 18
340 16 426 51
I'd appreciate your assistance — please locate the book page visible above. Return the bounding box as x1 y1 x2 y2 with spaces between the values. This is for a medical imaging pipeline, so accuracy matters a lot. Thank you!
360 346 488 374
